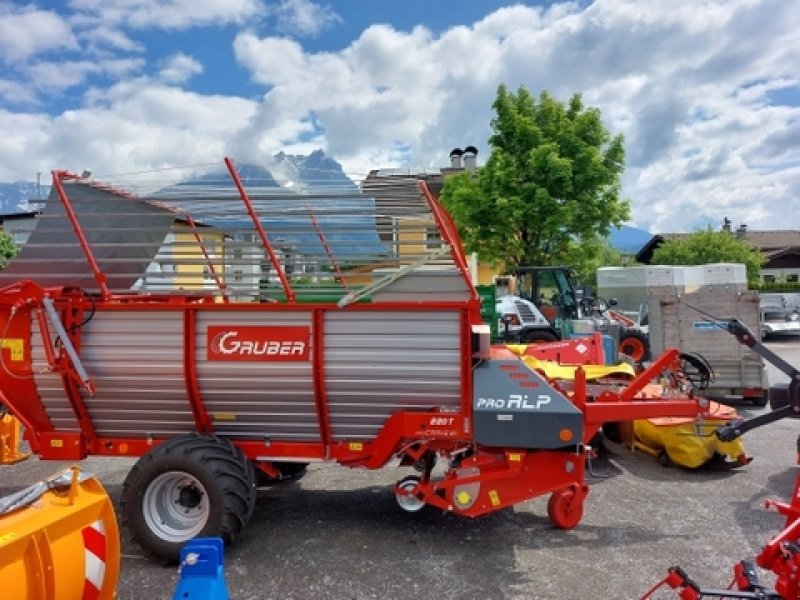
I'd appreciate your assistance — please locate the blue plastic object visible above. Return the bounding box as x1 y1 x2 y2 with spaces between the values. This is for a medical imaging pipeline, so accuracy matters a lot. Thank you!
172 537 229 600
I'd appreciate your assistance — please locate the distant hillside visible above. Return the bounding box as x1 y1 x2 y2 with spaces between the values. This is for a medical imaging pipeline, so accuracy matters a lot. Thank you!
608 224 653 254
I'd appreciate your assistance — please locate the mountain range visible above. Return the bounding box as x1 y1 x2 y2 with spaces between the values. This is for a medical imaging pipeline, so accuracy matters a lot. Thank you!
0 151 654 254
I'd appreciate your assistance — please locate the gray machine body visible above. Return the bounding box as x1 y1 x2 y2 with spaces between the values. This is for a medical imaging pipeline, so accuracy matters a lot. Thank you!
472 359 583 449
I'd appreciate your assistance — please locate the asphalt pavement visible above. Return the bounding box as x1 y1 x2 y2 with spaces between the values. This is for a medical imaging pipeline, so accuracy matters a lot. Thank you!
2 337 800 599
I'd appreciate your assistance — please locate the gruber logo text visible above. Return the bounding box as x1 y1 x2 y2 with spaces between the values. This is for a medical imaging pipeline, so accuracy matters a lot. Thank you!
207 326 310 362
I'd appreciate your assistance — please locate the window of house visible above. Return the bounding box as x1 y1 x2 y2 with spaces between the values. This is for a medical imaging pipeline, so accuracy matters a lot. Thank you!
787 274 799 283
425 227 442 249
763 274 776 283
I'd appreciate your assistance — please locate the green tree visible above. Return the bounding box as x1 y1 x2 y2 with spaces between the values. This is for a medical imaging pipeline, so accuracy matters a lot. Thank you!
0 230 17 269
560 235 631 287
650 229 765 285
440 85 629 273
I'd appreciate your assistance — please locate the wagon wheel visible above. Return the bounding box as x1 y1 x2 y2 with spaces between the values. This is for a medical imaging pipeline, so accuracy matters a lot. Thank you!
395 475 426 513
121 433 257 564
619 329 651 363
547 488 584 529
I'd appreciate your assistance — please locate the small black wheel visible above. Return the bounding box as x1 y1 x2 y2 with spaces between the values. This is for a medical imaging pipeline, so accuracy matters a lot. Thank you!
520 329 559 344
658 450 673 468
121 433 256 564
619 329 651 363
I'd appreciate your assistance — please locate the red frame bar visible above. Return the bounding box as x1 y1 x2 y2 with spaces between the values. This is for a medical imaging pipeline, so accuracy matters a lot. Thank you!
183 308 214 433
224 157 295 302
311 308 333 452
51 171 111 299
418 181 479 303
306 205 348 290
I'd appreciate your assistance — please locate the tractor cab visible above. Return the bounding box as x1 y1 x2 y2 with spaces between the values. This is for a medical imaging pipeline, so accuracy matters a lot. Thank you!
511 266 583 325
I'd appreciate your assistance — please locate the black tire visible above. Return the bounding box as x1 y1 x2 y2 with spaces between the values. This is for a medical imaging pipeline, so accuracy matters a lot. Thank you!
520 329 559 344
121 433 257 564
618 329 651 363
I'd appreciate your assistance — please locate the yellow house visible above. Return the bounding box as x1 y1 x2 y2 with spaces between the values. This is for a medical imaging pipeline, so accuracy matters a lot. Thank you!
136 220 228 295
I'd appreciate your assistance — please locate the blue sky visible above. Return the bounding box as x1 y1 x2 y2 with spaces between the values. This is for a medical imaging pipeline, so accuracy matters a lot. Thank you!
1 0 799 234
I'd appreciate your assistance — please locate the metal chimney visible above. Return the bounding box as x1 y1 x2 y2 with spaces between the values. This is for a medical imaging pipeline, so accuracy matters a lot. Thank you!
449 148 463 169
463 145 478 171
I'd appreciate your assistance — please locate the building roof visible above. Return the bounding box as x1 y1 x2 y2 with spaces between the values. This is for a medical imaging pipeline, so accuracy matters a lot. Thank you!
635 229 800 264
0 210 40 221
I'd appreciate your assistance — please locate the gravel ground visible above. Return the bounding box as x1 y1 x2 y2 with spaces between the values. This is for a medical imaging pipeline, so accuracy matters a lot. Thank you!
2 337 799 599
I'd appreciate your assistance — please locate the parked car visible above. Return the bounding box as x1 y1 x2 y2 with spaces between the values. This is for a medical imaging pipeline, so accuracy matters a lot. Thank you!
760 293 800 338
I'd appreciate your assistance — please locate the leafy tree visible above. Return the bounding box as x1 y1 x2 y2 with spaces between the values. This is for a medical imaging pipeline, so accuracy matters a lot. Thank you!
440 85 629 273
0 230 17 269
650 228 765 285
560 235 631 287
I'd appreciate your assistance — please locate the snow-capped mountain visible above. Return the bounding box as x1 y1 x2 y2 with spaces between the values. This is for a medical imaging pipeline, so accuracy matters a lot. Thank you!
174 150 357 192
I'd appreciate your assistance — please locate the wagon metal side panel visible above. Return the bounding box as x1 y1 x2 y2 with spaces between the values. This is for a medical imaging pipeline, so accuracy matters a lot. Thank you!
194 310 321 442
56 310 195 438
324 310 463 440
30 316 80 433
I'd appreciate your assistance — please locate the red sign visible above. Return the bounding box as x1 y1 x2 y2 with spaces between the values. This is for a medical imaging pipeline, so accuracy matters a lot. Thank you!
207 326 311 362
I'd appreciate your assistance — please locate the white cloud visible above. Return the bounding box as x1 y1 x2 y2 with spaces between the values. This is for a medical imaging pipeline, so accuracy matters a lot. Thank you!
2 0 800 235
23 58 145 95
0 5 78 62
68 0 266 30
273 0 340 37
79 25 144 54
158 53 203 84
0 78 39 105
0 81 257 185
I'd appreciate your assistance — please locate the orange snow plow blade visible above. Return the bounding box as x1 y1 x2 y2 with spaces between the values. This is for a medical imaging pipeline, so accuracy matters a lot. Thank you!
0 413 30 464
0 467 120 600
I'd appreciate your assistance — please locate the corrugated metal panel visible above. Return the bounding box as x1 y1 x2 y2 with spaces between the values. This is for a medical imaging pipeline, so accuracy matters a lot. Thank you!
78 311 195 437
195 311 321 442
31 316 80 432
31 304 465 443
369 269 471 302
324 310 462 439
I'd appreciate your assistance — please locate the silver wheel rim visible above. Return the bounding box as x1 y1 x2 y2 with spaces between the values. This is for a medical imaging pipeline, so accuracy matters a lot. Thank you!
143 471 210 542
396 478 425 513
